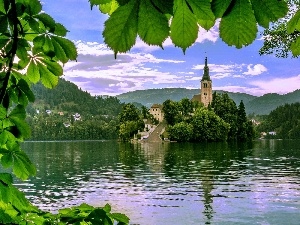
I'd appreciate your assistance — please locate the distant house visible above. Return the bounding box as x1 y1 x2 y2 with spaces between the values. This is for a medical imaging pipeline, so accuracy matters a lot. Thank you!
63 123 71 128
73 113 81 121
149 104 164 122
58 111 64 116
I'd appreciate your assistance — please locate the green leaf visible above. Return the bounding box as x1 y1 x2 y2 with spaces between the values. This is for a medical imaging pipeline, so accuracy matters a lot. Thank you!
52 38 68 63
103 203 111 213
43 36 55 56
3 118 14 128
9 105 26 120
28 17 40 32
33 35 45 49
290 36 300 56
0 142 36 180
17 79 35 102
52 36 77 61
54 23 68 36
27 61 40 83
287 10 300 34
0 173 13 185
39 64 59 88
251 0 288 28
116 0 130 6
103 0 139 56
41 59 63 77
0 37 9 49
90 0 113 7
138 0 169 47
150 0 173 14
170 0 198 53
0 105 6 119
99 1 119 15
0 14 8 34
186 0 215 30
25 0 42 15
219 0 257 48
10 117 31 139
110 213 129 223
34 13 56 31
16 45 29 62
211 0 232 18
8 149 36 180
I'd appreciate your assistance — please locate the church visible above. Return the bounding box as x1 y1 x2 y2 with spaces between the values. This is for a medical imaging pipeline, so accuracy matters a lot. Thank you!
149 57 213 121
191 57 213 107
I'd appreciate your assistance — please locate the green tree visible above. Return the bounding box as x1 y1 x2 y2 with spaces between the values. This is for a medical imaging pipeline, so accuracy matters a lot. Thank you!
260 0 300 57
237 100 254 141
118 103 144 141
190 108 230 142
163 99 181 125
168 121 193 142
211 92 238 140
180 97 194 119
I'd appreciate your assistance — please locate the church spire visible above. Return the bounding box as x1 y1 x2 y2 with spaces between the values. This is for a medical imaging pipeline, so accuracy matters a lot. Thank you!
202 57 211 81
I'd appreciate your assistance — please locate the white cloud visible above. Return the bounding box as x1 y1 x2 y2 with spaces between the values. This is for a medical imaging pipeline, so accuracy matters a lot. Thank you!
214 85 263 96
243 64 267 76
63 41 185 95
250 75 300 95
192 63 266 79
196 20 219 43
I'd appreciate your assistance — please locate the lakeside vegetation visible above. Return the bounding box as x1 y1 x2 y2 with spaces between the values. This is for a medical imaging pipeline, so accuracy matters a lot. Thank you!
164 93 255 142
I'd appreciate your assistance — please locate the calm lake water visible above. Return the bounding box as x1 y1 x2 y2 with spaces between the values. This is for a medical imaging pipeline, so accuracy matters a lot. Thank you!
17 140 300 225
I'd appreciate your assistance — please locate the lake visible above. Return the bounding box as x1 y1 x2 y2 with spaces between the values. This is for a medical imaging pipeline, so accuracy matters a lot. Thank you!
18 140 300 225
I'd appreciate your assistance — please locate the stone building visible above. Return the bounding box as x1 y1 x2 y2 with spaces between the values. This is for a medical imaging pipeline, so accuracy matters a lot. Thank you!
149 104 164 122
192 57 213 107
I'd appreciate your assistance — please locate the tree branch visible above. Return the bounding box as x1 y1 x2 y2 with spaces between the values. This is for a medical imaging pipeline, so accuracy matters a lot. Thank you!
0 0 19 104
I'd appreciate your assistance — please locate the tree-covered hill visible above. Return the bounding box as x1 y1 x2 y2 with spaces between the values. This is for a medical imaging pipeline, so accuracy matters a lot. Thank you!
246 90 300 115
117 88 300 115
27 78 124 140
257 102 300 139
116 88 256 108
29 78 123 116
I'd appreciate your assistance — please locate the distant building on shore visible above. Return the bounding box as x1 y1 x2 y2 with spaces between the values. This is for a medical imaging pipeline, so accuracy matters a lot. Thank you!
149 104 164 122
191 57 213 107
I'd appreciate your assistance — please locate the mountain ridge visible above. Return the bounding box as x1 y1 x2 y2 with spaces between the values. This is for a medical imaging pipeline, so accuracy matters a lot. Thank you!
116 88 300 115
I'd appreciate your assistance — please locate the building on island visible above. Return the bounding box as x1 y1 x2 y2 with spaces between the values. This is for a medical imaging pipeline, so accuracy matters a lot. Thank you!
149 104 164 122
191 57 213 107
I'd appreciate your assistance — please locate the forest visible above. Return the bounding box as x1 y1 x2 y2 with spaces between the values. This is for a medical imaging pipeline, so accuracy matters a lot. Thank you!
26 78 123 140
257 102 300 139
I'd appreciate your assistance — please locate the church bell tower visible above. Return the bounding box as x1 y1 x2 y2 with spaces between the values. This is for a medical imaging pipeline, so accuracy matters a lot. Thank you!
200 57 212 107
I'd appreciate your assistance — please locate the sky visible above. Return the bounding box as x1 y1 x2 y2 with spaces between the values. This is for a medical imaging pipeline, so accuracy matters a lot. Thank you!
43 0 300 97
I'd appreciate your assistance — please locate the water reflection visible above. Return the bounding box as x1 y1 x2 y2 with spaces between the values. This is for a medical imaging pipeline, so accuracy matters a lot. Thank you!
18 140 300 225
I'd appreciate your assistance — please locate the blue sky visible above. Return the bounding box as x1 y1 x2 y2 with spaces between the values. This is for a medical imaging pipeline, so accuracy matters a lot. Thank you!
43 0 300 97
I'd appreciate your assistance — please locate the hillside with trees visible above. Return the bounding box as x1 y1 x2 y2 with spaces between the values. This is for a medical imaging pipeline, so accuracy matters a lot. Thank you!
257 102 300 139
26 78 124 140
117 88 300 115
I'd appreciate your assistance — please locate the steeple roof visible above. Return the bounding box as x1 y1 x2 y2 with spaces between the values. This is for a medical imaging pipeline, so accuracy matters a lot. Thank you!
202 57 211 81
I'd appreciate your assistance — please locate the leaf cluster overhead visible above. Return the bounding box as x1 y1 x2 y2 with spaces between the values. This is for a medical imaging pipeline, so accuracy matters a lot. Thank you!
90 0 289 55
